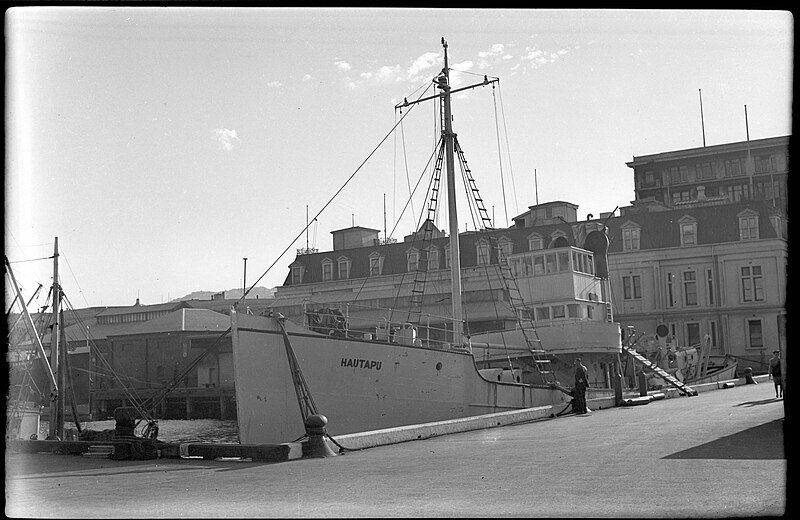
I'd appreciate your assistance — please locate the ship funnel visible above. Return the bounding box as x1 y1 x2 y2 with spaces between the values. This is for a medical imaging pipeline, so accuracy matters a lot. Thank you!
583 229 610 279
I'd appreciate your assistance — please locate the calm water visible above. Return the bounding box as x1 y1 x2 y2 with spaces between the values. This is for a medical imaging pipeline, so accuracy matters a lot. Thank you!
38 419 240 444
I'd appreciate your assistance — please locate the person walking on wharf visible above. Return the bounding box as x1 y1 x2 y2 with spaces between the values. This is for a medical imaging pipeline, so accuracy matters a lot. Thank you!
573 357 589 414
769 350 783 398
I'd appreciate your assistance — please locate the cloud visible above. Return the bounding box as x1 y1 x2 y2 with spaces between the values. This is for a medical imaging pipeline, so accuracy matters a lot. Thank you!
212 128 239 151
502 54 514 60
266 81 283 88
407 51 440 80
302 74 312 81
452 60 474 72
521 45 570 69
478 43 506 58
334 60 351 71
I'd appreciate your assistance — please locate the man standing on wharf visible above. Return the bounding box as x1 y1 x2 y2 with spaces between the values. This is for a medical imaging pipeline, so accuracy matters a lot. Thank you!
573 357 589 414
769 350 783 399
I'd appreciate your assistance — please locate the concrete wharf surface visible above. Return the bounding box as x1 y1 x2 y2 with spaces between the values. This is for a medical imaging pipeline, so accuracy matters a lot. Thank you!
6 381 787 518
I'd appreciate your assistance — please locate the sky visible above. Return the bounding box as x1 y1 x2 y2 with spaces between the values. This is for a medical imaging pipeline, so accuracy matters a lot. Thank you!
5 7 793 309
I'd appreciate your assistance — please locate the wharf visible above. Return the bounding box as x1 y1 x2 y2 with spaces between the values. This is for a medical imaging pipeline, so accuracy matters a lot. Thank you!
5 378 787 517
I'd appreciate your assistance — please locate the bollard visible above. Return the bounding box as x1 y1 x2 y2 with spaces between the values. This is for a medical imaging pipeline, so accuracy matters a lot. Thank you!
638 370 648 397
113 407 137 438
302 414 337 458
744 367 758 385
612 363 624 407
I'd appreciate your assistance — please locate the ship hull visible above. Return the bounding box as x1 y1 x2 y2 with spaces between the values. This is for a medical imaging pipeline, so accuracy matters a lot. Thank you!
231 311 567 444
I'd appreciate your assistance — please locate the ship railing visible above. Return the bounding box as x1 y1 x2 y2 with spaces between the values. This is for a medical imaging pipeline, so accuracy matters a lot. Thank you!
301 300 466 351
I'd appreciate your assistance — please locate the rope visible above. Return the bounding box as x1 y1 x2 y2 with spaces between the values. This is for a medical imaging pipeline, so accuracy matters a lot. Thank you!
497 84 519 216
491 84 509 227
239 82 434 304
399 109 416 226
6 255 54 264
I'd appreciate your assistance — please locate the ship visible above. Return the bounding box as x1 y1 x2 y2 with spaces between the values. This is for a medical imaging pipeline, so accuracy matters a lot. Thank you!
230 39 623 445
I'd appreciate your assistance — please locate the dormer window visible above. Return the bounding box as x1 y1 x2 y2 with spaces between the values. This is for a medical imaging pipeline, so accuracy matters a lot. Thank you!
321 258 334 281
368 252 384 276
337 256 351 279
407 249 420 272
291 265 304 285
476 240 491 266
621 221 641 251
427 247 439 270
738 210 760 240
528 233 544 251
496 237 513 260
549 230 568 248
678 216 697 247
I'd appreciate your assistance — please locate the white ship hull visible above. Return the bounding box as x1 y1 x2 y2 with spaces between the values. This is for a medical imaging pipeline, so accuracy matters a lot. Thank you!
231 311 568 444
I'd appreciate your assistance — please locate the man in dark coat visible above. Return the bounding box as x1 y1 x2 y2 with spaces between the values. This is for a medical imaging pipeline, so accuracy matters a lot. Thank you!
573 357 589 414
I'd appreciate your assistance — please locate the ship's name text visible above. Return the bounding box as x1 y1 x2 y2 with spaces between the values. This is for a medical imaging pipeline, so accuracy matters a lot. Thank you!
341 358 382 370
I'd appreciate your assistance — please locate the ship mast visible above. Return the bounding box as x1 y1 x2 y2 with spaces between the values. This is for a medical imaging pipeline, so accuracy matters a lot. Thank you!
396 38 497 346
439 38 464 346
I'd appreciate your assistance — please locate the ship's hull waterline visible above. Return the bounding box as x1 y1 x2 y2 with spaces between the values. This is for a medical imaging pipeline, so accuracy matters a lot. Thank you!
231 311 569 445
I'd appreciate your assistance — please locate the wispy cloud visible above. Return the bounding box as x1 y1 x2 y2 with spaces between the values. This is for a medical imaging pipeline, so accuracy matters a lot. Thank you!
407 51 441 81
334 60 352 71
521 43 571 69
266 81 283 88
302 74 312 81
211 128 239 151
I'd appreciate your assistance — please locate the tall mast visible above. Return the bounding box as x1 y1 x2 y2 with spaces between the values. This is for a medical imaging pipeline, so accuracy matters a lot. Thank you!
49 237 63 439
440 38 464 345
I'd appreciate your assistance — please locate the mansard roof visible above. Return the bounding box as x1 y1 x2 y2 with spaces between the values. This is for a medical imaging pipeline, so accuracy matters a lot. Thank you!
283 200 779 285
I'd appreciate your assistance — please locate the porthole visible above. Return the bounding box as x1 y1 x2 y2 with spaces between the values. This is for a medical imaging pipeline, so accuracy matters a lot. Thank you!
435 362 443 371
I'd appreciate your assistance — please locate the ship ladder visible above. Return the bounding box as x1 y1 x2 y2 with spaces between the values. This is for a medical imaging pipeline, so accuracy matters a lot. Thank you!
454 137 557 386
407 139 446 326
621 344 698 397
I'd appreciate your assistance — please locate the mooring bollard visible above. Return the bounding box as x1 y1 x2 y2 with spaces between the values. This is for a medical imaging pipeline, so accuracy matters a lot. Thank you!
303 414 337 458
638 370 648 397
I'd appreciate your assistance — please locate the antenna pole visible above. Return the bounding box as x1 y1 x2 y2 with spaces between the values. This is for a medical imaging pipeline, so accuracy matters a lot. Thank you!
745 105 754 195
534 168 539 205
383 193 387 241
49 237 63 440
306 205 309 250
243 257 248 299
699 89 706 147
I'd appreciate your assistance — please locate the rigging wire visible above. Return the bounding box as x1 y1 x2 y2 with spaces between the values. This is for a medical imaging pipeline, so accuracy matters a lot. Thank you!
497 84 519 216
239 82 434 303
59 245 91 309
491 84 509 227
6 255 54 264
399 109 416 224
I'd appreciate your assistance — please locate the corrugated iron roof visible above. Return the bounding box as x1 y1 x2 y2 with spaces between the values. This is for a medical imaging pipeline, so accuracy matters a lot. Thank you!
107 308 230 336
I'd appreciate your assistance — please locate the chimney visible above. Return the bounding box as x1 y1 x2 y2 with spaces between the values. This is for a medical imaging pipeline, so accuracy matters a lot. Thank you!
134 298 140 306
697 185 706 200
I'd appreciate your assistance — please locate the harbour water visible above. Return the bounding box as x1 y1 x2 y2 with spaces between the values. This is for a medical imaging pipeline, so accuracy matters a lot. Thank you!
38 419 240 444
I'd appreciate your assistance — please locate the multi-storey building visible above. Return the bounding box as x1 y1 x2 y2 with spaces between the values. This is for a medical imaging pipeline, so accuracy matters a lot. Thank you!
628 135 787 212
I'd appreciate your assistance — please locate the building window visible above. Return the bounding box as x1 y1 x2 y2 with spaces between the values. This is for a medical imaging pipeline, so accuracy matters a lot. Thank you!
291 265 304 284
476 242 491 266
497 239 513 259
337 257 351 279
552 305 566 319
623 275 642 300
755 155 777 173
533 255 545 275
672 190 690 204
727 183 750 202
622 227 640 251
545 253 557 274
567 304 580 318
709 320 718 348
696 162 714 180
683 271 698 306
741 266 764 302
586 305 594 319
528 234 544 251
666 272 675 308
724 158 744 177
444 247 450 268
747 319 763 349
686 322 701 347
536 307 550 320
368 254 383 276
322 260 333 281
428 248 439 270
706 269 714 306
557 251 570 272
739 215 759 240
407 250 420 272
680 221 697 246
